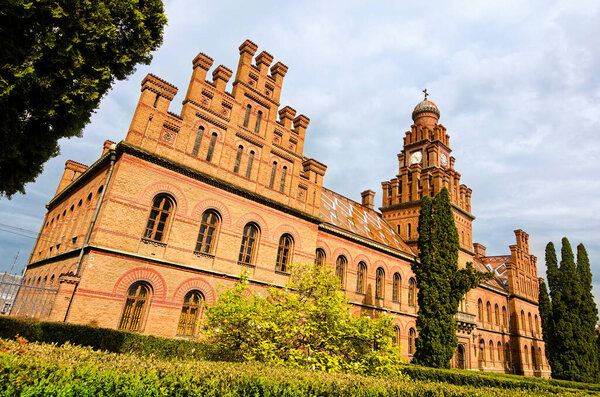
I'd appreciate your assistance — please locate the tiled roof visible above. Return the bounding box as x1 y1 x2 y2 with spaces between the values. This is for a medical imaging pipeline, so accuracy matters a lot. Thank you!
319 188 415 256
477 255 511 289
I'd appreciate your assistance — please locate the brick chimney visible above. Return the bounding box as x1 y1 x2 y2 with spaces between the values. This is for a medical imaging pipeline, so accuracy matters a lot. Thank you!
361 190 375 210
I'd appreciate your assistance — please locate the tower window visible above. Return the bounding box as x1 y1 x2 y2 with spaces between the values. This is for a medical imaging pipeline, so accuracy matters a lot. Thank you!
279 166 287 192
269 162 277 188
254 110 262 133
243 105 251 127
234 145 243 173
206 133 217 162
245 151 255 178
408 223 411 238
192 126 204 156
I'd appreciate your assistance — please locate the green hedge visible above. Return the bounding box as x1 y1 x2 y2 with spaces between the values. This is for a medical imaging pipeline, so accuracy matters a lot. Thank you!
0 316 208 360
0 339 589 397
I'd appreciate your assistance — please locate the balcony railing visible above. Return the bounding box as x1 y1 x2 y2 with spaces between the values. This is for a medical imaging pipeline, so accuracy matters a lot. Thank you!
455 311 477 333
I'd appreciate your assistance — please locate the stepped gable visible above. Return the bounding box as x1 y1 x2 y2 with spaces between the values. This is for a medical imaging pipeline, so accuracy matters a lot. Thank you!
475 255 510 288
319 188 414 256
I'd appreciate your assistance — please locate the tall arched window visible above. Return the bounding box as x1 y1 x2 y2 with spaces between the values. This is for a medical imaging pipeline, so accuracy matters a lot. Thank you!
275 234 293 273
408 278 416 306
502 306 507 329
521 310 526 332
524 345 529 367
538 347 543 369
269 161 277 188
206 133 217 162
238 223 259 266
192 126 204 156
408 328 416 355
375 267 385 299
315 248 326 267
335 256 347 289
535 315 540 337
144 194 174 242
528 313 533 336
356 262 366 293
254 110 262 133
478 299 483 322
119 282 151 332
392 325 400 345
497 341 502 363
392 272 401 302
531 345 537 370
494 304 500 327
479 339 485 366
233 145 243 173
176 290 204 337
279 166 287 192
486 301 492 325
505 342 511 369
195 210 220 254
245 150 255 178
489 340 494 364
243 104 251 127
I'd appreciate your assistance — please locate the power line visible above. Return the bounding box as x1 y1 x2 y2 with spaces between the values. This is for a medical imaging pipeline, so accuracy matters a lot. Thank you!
0 222 39 235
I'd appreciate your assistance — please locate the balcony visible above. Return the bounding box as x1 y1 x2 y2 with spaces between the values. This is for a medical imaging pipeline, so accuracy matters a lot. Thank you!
455 311 477 333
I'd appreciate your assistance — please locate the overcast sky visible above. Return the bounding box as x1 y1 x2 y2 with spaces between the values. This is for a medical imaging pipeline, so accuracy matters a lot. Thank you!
1 0 599 304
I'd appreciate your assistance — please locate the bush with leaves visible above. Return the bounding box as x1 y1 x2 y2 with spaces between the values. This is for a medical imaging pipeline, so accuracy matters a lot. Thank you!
203 264 403 375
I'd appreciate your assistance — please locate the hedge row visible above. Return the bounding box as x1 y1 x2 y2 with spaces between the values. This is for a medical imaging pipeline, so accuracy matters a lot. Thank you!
0 339 589 397
0 316 209 360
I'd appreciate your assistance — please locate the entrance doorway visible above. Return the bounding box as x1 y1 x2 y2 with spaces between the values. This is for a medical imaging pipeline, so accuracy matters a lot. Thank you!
457 344 466 369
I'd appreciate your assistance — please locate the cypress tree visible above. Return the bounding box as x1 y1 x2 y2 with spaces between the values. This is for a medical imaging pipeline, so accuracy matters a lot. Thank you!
538 281 553 366
576 243 599 381
545 242 559 301
412 188 487 368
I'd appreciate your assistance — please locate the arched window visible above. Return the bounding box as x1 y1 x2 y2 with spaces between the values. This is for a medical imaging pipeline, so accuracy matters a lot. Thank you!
335 256 347 289
176 290 204 337
245 150 255 178
531 345 537 370
144 194 174 242
234 145 243 173
243 104 251 127
486 301 492 325
538 347 543 369
269 162 277 188
119 282 151 332
315 248 326 267
494 304 500 327
524 345 529 367
49 275 55 286
408 278 416 306
392 325 400 345
392 273 401 302
408 328 416 355
505 342 511 368
206 133 218 162
497 341 502 363
535 315 540 337
479 339 485 366
192 126 204 156
521 310 526 332
375 267 385 299
238 223 259 266
279 166 287 192
478 299 483 322
195 210 220 254
275 234 293 273
502 306 507 329
528 313 533 336
254 110 262 133
356 262 366 293
489 340 494 364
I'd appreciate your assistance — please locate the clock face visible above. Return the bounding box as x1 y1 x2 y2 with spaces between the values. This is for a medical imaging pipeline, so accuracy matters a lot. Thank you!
409 151 423 165
440 153 448 167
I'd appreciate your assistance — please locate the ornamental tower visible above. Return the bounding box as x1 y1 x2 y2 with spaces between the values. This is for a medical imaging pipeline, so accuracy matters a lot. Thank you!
380 92 474 254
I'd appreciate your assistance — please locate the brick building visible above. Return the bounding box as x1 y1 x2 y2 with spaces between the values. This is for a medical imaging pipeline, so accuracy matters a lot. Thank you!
19 40 548 376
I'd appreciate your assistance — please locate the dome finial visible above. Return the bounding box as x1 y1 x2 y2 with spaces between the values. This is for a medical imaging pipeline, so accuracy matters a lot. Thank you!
423 88 429 100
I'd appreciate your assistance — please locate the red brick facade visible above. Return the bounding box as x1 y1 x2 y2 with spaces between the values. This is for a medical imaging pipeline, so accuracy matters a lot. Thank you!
21 40 548 377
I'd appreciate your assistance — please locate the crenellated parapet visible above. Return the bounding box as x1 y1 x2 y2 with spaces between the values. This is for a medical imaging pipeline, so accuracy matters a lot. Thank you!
124 40 326 217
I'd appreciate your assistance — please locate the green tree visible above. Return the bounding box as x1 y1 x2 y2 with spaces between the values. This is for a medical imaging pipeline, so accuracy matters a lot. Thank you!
411 187 489 368
0 0 166 197
204 264 403 375
537 281 553 365
576 243 599 381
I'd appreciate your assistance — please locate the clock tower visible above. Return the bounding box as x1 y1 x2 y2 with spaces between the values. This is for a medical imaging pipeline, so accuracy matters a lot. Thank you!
380 94 474 255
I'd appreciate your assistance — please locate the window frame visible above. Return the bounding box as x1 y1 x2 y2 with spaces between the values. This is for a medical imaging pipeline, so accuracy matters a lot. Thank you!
118 282 151 332
143 194 175 243
238 223 260 266
275 234 294 273
195 210 221 255
176 290 205 337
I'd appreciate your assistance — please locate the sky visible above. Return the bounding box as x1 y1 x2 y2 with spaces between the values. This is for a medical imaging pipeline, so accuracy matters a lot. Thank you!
1 0 599 303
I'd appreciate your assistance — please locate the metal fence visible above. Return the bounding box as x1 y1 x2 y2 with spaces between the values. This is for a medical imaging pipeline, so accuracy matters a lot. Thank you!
0 273 58 319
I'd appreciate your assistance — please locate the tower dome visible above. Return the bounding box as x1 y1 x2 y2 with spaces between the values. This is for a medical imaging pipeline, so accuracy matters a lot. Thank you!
411 97 440 128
